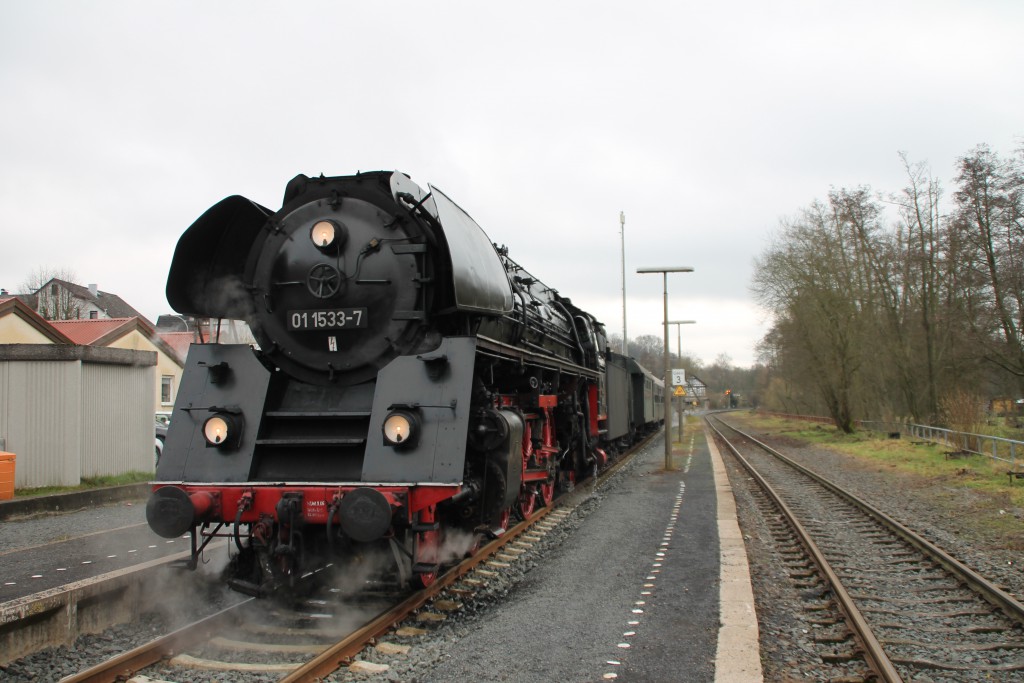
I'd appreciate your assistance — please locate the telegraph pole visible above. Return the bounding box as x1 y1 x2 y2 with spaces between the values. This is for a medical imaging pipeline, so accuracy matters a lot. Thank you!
637 267 694 470
620 211 627 355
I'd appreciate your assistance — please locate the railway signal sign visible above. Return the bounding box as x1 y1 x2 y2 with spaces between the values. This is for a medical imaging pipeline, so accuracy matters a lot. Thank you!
673 385 685 397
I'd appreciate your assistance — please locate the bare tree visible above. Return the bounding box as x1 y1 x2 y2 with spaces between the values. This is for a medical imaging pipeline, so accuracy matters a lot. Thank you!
20 266 83 320
951 145 1024 390
627 334 665 374
753 199 875 432
754 142 1023 428
863 153 956 422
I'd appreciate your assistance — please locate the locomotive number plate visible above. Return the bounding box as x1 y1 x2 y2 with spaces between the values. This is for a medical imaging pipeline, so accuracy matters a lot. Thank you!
287 308 368 331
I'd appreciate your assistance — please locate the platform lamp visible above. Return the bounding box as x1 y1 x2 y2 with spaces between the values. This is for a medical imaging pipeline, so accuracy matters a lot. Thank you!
637 266 694 470
667 320 696 443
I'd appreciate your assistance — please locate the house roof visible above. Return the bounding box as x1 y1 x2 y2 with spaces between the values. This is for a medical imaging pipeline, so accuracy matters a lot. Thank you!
0 297 75 344
44 279 152 325
13 292 37 308
158 331 194 362
49 316 185 367
49 317 139 345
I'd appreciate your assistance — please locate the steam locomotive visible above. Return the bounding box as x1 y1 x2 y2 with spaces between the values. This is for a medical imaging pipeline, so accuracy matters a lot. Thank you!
146 171 664 595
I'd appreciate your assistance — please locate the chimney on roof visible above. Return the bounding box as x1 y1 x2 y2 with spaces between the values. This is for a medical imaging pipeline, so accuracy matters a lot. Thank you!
88 283 98 297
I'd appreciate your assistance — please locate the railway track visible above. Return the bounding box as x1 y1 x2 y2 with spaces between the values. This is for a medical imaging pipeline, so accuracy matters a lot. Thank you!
708 414 1024 682
57 432 657 683
57 510 551 682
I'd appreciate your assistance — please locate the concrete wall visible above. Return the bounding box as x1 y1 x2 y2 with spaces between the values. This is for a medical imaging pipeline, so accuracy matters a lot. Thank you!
0 345 156 488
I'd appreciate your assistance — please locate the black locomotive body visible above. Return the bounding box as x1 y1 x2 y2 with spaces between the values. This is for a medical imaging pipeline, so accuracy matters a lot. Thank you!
147 171 663 594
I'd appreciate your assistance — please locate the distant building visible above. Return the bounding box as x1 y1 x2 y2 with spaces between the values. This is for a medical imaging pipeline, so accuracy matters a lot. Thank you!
686 374 709 409
24 278 150 323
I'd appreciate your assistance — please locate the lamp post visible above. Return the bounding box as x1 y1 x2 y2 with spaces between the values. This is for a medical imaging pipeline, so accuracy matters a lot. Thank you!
637 266 694 470
170 314 190 335
620 211 627 355
667 320 696 443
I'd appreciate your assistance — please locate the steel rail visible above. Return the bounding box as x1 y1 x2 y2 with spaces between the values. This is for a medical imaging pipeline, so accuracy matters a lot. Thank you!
279 428 661 682
705 417 904 683
711 415 1024 626
278 506 552 682
57 598 255 683
54 429 661 683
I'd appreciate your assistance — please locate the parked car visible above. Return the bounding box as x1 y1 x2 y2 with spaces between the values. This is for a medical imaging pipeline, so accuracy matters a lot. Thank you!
155 417 169 463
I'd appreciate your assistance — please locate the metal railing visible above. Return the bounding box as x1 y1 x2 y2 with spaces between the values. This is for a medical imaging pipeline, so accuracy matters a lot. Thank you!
861 421 1024 472
758 412 1024 473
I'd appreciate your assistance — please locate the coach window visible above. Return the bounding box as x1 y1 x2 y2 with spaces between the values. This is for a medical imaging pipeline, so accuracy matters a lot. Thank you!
161 376 174 405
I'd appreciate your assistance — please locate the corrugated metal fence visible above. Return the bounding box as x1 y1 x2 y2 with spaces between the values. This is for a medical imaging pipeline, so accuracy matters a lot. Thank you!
0 344 155 488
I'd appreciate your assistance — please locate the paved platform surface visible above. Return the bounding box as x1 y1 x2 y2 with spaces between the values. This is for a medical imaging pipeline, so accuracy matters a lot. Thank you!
0 490 186 604
421 424 761 682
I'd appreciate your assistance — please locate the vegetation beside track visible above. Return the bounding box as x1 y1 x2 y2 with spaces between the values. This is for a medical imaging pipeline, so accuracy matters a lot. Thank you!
726 411 1024 547
13 471 152 498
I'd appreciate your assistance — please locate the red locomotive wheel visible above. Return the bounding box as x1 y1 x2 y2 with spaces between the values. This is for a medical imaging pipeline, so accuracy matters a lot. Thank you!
517 487 537 520
539 479 555 507
412 570 436 589
498 507 512 532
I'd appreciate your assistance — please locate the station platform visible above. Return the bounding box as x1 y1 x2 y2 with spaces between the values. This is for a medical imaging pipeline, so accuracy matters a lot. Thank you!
419 423 762 682
0 485 185 604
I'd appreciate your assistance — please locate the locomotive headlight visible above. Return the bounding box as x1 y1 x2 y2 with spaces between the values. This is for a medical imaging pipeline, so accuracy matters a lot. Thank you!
311 221 336 248
203 412 243 449
382 410 419 450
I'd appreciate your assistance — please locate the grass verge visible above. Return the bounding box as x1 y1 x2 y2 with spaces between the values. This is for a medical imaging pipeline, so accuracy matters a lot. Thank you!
14 471 152 498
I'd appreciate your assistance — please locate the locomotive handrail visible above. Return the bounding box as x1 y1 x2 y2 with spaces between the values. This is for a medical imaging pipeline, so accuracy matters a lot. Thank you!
255 437 366 445
264 410 372 418
476 335 600 380
387 400 458 410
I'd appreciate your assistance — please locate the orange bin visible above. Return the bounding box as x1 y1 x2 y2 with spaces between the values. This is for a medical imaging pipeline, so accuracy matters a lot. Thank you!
0 452 15 501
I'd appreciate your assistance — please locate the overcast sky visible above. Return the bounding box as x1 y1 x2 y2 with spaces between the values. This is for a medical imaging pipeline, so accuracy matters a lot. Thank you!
2 1 1021 367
